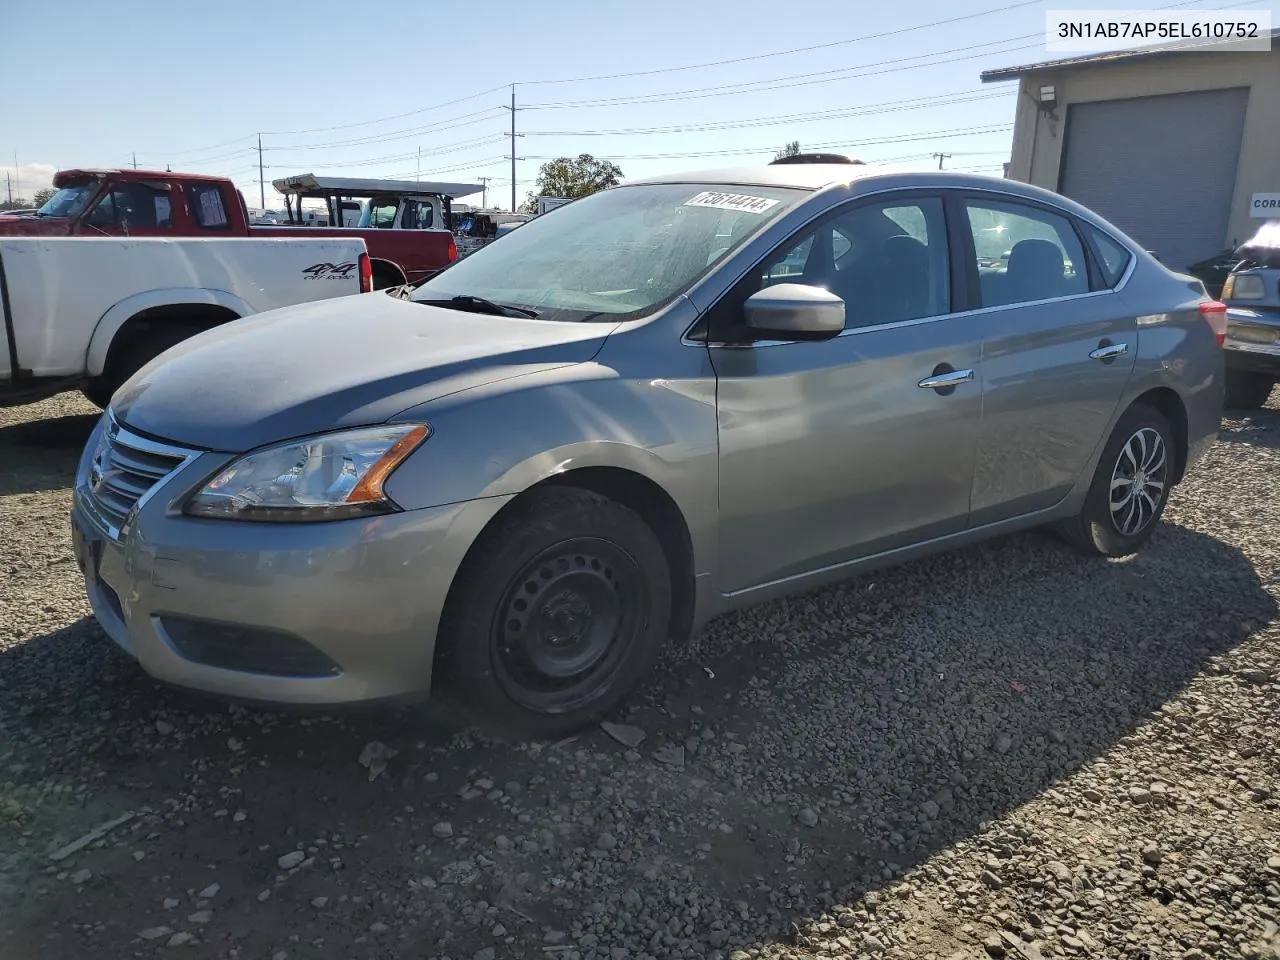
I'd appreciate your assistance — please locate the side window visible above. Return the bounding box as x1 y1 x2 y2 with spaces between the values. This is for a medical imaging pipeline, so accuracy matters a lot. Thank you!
1085 224 1132 288
85 183 172 230
963 198 1089 308
368 200 398 228
187 184 229 229
760 197 951 329
403 200 434 229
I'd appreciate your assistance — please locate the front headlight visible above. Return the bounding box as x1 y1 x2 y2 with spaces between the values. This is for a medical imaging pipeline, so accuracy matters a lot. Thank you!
185 424 429 522
1224 272 1265 301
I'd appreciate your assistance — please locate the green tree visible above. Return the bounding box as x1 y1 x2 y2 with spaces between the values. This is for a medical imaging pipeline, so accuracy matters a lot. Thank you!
32 188 56 208
524 154 623 212
774 141 801 161
0 198 32 212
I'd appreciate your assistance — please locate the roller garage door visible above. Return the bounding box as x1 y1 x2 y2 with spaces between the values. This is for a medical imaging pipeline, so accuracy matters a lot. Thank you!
1058 87 1249 273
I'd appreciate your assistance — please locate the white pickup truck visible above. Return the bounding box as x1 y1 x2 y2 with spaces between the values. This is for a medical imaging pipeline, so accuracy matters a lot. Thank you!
0 236 370 407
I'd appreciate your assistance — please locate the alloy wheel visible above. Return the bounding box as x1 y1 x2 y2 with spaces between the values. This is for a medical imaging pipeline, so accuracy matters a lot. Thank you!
1109 426 1168 536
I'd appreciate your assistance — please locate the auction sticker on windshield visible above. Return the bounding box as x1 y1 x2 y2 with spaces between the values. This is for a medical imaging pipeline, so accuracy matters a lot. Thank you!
684 191 781 214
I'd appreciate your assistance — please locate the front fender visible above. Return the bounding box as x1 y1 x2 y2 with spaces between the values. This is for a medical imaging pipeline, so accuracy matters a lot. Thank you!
85 287 252 377
383 357 720 577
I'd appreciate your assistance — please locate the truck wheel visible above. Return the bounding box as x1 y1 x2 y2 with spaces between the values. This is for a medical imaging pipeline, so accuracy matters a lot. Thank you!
1224 370 1274 410
437 488 672 738
85 325 202 408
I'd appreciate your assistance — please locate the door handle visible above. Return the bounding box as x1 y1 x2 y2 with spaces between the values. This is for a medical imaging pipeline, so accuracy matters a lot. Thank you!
1089 342 1128 361
917 369 975 390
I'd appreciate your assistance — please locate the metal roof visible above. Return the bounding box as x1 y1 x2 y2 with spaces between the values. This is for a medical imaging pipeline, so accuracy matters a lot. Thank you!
981 28 1280 81
270 173 483 199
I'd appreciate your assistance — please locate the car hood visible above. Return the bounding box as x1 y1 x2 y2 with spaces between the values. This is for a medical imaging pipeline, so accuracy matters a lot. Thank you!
112 293 614 452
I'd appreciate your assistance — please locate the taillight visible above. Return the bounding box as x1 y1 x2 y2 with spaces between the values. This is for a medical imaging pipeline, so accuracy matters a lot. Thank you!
447 236 458 262
358 252 372 293
1199 300 1227 346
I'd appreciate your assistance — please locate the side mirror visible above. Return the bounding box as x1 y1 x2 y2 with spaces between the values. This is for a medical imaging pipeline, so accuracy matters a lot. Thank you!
743 283 845 340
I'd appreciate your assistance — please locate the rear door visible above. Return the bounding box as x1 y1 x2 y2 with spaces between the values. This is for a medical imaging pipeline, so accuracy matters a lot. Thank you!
958 193 1138 526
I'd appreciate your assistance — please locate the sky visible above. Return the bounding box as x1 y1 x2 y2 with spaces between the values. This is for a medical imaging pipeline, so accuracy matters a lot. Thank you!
1 0 1275 212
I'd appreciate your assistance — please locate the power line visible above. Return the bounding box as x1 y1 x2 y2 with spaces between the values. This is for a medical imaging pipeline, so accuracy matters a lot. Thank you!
260 85 511 136
520 0 1047 85
523 88 1014 137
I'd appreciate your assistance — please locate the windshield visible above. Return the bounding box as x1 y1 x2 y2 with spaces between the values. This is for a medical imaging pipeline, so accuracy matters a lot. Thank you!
38 181 101 218
411 182 806 321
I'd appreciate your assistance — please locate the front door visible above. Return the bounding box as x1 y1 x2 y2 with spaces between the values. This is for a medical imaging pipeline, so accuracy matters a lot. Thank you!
958 195 1138 525
80 181 175 237
710 194 984 594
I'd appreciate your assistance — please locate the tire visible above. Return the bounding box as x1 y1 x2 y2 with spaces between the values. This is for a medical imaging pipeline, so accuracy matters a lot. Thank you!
90 325 202 405
1057 403 1176 558
437 487 672 737
1224 370 1274 410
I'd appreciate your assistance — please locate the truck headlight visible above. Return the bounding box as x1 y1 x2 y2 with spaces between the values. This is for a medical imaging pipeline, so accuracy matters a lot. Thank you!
1223 272 1265 301
185 424 428 521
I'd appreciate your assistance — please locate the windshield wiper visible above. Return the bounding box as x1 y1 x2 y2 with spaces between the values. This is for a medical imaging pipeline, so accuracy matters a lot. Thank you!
416 294 538 319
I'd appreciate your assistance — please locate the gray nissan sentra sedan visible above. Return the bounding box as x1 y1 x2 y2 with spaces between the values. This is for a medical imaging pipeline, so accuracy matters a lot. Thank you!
71 160 1226 735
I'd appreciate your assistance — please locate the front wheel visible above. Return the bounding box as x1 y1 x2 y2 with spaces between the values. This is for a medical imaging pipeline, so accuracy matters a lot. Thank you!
437 488 672 737
1057 403 1175 558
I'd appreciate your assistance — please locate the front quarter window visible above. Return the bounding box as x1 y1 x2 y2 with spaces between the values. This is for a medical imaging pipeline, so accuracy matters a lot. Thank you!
411 182 805 322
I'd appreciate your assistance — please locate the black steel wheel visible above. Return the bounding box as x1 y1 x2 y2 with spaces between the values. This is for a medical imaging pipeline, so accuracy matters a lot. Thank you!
438 488 672 736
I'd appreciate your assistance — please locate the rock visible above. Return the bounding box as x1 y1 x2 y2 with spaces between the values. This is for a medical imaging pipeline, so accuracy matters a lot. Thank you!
653 744 686 768
163 898 179 909
311 896 329 908
232 810 247 822
272 953 288 960
474 949 496 960
545 930 568 944
440 860 480 885
994 734 1013 754
797 807 820 828
1141 843 1163 866
197 883 220 899
277 850 306 870
1129 787 1151 804
369 921 389 933
984 935 1006 958
357 741 397 781
257 890 272 902
1047 861 1073 882
980 869 1004 889
187 910 212 924
921 800 941 820
600 722 646 749
155 720 174 735
863 934 887 953
621 888 643 910
597 832 618 851
139 926 173 941
709 930 729 948
491 923 507 937
1267 855 1280 871
1082 788 1103 802
167 932 195 947
433 821 454 839
70 868 91 884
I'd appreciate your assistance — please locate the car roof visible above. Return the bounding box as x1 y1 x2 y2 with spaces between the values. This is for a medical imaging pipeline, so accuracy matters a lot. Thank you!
622 164 1122 234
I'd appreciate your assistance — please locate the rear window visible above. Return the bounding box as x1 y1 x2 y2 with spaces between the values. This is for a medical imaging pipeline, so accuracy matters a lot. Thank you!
188 184 230 229
1086 225 1132 288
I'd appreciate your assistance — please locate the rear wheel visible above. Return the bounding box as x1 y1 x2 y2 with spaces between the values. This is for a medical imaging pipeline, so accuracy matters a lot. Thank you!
437 488 671 737
83 325 201 408
1224 369 1274 410
1057 403 1175 558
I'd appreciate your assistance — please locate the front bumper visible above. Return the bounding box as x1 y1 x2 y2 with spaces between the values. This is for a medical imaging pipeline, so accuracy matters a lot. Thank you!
71 438 510 706
1224 307 1280 377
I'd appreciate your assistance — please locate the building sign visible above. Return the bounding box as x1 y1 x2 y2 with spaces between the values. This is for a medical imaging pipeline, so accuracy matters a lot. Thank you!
1251 193 1280 218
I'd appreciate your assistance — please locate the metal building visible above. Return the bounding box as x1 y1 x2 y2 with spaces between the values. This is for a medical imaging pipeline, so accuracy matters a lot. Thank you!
982 32 1280 273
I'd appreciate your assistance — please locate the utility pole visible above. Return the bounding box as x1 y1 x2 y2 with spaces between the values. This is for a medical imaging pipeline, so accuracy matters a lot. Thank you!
505 84 518 212
417 146 422 182
5 171 11 204
933 152 952 170
257 134 266 210
132 152 138 170
479 177 492 208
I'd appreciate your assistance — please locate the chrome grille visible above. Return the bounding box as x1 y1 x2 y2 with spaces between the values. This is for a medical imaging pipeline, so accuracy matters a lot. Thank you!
82 413 197 538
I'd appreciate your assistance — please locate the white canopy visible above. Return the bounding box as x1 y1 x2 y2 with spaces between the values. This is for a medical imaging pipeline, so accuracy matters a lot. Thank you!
271 173 484 200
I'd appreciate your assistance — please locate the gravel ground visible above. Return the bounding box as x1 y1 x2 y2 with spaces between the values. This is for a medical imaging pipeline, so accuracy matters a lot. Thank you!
1 389 1278 960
